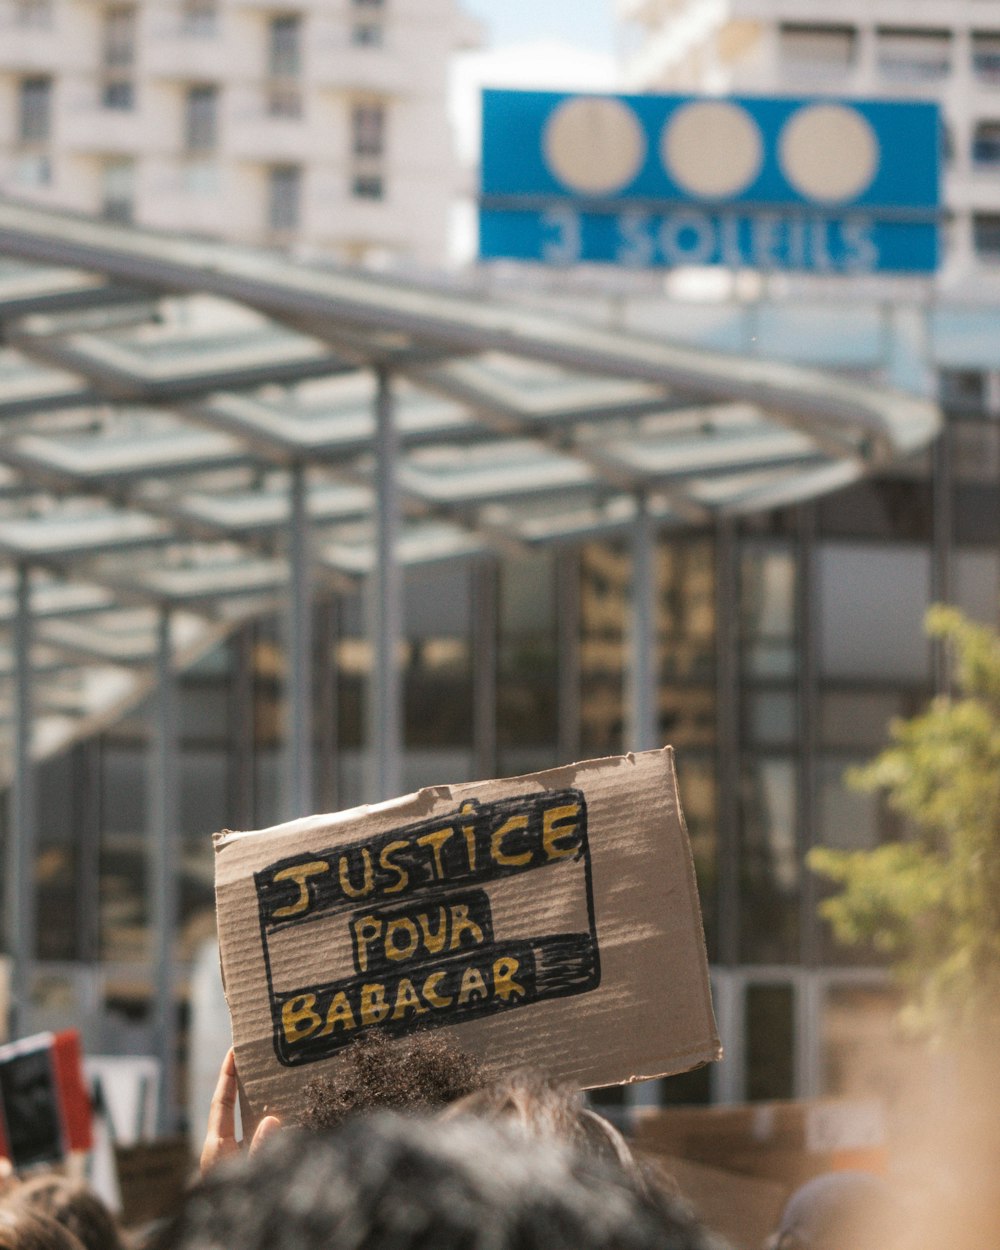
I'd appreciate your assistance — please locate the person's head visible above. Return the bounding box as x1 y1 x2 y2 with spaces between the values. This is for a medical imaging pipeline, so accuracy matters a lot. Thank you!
769 1171 899 1250
6 1176 125 1250
444 1067 640 1176
299 1029 486 1130
154 1112 724 1250
0 1208 87 1250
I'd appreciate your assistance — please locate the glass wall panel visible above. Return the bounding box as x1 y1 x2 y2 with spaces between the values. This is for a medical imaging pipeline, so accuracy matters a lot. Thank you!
99 743 148 963
580 541 626 757
817 544 931 682
955 551 1000 627
817 479 932 541
679 752 718 960
35 751 81 961
403 565 473 761
497 552 558 775
822 984 908 1101
819 690 901 752
740 544 796 680
179 750 225 959
740 757 799 963
745 983 795 1101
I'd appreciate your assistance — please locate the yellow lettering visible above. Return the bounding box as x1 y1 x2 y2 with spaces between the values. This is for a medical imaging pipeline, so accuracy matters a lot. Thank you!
457 965 488 1006
449 903 485 952
417 906 448 954
492 956 527 1003
491 815 531 867
281 994 321 1043
416 827 453 880
542 803 581 862
271 861 330 918
422 970 453 1009
392 977 429 1021
360 983 391 1026
459 801 477 871
385 916 419 962
353 914 383 973
339 848 373 899
379 840 409 894
319 991 357 1036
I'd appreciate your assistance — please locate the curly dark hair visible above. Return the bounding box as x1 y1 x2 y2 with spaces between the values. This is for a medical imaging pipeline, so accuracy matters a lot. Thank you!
153 1114 726 1250
298 1029 487 1130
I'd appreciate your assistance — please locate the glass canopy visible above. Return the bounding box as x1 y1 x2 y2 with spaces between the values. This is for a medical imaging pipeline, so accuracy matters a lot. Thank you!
0 201 941 765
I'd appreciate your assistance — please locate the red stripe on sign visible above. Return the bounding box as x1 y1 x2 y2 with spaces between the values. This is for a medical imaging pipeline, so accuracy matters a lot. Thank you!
51 1031 93 1153
0 1100 9 1163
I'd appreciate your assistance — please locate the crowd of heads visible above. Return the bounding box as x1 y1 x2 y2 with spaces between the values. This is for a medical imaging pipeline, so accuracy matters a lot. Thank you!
5 1026 981 1250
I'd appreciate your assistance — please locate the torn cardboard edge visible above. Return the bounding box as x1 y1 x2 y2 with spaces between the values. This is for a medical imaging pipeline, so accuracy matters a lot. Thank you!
215 748 720 1123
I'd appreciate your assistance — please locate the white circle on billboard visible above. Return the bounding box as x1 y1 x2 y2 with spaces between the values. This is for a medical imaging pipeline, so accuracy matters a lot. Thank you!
542 96 646 195
779 103 879 202
660 100 763 199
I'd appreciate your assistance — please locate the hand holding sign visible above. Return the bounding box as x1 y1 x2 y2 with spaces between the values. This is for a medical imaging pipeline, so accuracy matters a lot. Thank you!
214 749 720 1125
199 1048 281 1175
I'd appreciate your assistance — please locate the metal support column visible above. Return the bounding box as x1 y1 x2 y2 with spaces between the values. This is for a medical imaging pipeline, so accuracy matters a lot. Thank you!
709 968 746 1103
285 462 314 818
796 505 820 970
557 548 582 765
715 518 741 971
623 496 662 1109
625 494 658 753
368 367 402 801
149 607 179 1133
472 558 498 780
6 563 35 1040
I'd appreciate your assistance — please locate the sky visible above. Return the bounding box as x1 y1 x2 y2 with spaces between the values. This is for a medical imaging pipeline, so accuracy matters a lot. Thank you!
458 0 618 58
450 0 622 165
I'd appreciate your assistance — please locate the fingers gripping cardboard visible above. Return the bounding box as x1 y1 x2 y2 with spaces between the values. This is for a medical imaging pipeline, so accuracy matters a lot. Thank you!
214 748 720 1122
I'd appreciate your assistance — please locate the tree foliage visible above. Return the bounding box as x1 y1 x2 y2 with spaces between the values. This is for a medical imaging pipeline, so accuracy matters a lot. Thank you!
809 605 1000 1039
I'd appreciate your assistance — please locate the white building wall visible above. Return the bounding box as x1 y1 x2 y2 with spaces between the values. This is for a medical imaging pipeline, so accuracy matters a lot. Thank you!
0 0 474 268
619 0 1000 294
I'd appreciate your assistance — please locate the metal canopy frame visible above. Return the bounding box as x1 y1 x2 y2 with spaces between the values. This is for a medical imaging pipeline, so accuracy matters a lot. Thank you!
0 204 941 1087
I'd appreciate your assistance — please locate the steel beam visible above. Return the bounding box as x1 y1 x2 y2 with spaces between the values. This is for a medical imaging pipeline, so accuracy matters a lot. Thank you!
368 367 402 802
284 462 314 818
149 606 178 1132
6 562 36 1039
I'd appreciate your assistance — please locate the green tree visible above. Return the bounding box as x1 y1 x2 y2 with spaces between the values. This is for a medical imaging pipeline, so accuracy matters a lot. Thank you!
809 605 1000 1040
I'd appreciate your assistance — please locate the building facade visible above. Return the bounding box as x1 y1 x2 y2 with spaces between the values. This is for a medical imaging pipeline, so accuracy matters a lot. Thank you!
618 0 1000 290
0 0 475 266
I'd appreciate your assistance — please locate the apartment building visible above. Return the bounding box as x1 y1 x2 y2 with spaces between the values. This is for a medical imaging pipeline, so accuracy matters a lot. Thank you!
0 0 476 266
619 0 1000 289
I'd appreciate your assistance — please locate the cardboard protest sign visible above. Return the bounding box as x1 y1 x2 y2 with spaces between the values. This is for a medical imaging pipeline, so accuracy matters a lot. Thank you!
0 1030 92 1169
214 748 720 1123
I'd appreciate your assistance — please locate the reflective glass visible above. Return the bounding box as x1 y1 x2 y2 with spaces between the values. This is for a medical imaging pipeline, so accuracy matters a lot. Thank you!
740 757 799 964
745 983 795 1101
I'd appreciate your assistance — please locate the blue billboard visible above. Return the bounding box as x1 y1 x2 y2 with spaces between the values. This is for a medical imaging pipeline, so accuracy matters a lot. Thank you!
479 90 941 274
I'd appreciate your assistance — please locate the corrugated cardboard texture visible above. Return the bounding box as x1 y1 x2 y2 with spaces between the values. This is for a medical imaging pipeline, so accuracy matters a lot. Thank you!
214 748 720 1122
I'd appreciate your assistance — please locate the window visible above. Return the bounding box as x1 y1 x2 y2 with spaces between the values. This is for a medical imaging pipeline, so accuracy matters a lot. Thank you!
973 120 1000 166
267 84 301 118
185 84 218 152
18 76 51 144
269 14 301 78
876 27 951 81
101 159 134 222
268 164 300 231
14 0 51 28
351 172 383 199
351 0 385 47
13 153 51 186
351 102 384 157
972 31 1000 86
102 79 134 110
103 6 136 68
778 24 855 70
182 0 216 36
974 212 1000 261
